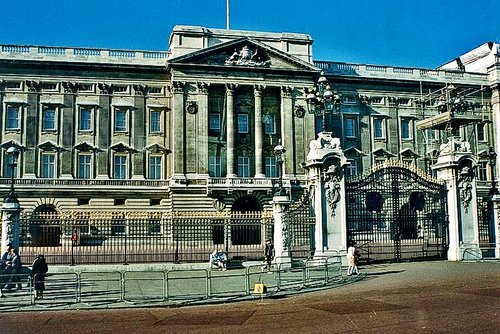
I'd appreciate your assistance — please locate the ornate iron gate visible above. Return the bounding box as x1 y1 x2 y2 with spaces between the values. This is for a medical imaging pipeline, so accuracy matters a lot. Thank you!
346 162 448 263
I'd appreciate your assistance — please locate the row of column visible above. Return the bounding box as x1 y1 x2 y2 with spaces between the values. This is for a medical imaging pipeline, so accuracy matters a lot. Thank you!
172 82 304 179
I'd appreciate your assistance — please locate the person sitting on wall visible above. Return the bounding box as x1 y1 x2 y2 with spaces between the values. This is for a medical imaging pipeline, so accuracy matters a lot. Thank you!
217 251 227 271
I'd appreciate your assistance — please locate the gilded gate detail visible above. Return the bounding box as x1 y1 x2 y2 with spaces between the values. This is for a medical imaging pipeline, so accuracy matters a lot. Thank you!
346 161 448 263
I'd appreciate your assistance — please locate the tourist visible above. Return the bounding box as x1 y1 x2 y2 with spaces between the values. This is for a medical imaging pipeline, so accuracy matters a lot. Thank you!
264 239 274 271
347 242 360 276
31 254 49 299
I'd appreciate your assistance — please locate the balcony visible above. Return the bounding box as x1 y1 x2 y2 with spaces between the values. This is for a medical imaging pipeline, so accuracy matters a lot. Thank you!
314 61 489 85
0 44 168 66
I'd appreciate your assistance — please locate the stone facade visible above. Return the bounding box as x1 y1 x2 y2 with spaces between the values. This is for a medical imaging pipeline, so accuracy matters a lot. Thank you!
0 26 498 218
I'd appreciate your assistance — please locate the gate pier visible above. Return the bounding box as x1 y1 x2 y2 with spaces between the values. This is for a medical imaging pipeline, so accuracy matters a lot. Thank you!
303 132 348 259
433 136 481 261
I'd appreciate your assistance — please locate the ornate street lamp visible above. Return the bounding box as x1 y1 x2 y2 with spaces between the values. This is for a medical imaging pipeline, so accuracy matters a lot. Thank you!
306 72 342 133
274 140 286 196
5 146 19 203
487 146 498 195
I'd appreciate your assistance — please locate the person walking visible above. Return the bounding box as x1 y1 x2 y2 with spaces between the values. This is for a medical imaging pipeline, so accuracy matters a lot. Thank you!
31 254 49 299
264 239 274 271
0 244 13 297
3 247 22 290
347 242 360 276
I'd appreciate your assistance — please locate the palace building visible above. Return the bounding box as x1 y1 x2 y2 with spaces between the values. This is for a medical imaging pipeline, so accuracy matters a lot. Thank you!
0 26 499 263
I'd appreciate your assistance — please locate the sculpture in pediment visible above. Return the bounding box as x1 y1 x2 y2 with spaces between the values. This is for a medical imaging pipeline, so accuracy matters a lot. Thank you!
225 45 271 67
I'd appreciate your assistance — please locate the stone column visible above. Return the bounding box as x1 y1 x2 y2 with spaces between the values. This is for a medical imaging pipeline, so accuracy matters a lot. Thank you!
489 197 500 259
281 86 294 175
433 136 481 261
197 82 209 176
271 194 291 266
303 132 348 258
1 200 21 251
226 84 237 178
488 65 500 179
61 82 78 179
254 85 265 178
171 81 186 182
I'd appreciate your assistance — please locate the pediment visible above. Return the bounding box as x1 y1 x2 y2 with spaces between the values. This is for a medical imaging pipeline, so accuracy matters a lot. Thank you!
145 143 171 154
38 141 61 152
74 142 96 152
344 146 367 156
372 147 396 157
400 148 420 158
110 142 136 153
168 38 318 73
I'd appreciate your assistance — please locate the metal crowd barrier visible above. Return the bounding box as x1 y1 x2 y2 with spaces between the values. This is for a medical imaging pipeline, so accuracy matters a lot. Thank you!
0 256 343 310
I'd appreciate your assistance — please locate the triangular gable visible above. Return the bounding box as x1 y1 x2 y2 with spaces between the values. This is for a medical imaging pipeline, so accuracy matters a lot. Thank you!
343 146 366 156
372 147 396 157
38 141 62 152
0 140 22 150
400 148 420 158
168 37 319 73
145 143 171 154
110 142 136 153
74 142 96 152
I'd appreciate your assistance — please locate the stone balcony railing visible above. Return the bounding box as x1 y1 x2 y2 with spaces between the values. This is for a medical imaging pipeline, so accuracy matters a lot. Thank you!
0 44 169 66
0 178 170 188
314 61 490 85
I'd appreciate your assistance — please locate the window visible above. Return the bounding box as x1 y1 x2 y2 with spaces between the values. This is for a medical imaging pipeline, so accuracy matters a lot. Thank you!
4 153 17 178
6 106 20 130
373 118 385 139
263 114 276 134
401 118 412 140
42 106 56 131
114 108 128 132
78 155 91 179
79 107 92 131
114 155 127 179
209 156 221 177
41 153 55 178
149 110 161 133
346 159 358 177
237 156 250 177
265 157 277 177
237 114 249 134
478 161 487 181
477 123 487 142
209 113 221 132
149 156 162 179
344 117 356 138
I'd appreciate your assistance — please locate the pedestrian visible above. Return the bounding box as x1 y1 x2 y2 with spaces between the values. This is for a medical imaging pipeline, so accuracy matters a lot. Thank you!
0 244 13 297
3 247 22 290
347 242 360 276
264 238 274 271
31 254 48 299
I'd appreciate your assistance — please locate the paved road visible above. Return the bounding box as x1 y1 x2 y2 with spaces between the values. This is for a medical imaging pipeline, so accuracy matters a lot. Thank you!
0 260 499 333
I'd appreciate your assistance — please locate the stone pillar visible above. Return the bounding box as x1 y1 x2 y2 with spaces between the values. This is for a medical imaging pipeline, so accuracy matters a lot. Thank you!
433 136 481 261
254 85 265 178
489 197 500 259
197 82 209 176
226 84 236 178
1 201 21 251
171 81 186 182
303 132 348 258
281 86 294 175
271 194 291 266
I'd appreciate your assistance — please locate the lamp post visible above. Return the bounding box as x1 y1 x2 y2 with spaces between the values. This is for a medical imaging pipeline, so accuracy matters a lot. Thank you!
488 146 498 196
5 146 19 203
274 140 286 196
306 72 342 133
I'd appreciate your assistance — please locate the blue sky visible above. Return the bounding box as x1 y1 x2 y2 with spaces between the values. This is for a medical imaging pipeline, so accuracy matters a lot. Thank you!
1 0 499 68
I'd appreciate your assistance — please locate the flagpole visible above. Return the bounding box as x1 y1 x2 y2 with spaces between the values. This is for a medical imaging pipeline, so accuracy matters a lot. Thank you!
226 0 230 29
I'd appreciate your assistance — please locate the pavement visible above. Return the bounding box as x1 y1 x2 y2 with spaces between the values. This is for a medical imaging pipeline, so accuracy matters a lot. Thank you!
0 259 498 333
0 259 359 312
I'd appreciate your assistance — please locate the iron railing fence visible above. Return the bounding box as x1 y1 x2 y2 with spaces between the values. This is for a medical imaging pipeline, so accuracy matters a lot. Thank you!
0 257 342 310
9 210 315 265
